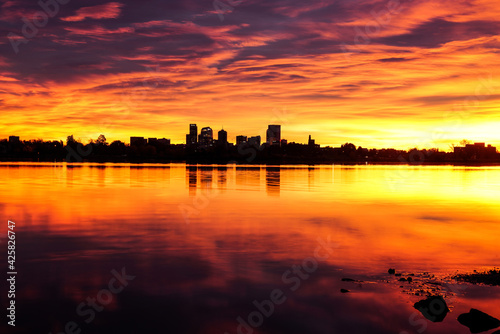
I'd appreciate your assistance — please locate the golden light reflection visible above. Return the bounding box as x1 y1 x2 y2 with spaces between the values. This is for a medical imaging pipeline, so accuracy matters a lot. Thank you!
2 163 500 333
2 163 500 272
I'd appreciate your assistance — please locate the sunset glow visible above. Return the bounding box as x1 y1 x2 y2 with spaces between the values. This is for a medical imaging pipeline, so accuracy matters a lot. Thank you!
1 0 499 149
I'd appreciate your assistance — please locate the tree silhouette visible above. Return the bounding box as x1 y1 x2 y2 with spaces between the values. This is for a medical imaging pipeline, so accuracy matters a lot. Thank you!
66 135 75 146
96 134 107 145
460 139 472 146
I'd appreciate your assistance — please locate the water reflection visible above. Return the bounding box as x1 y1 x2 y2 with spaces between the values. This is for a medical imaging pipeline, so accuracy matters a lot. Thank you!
187 165 197 196
308 166 315 190
0 163 499 334
266 167 280 196
217 166 227 190
199 166 214 193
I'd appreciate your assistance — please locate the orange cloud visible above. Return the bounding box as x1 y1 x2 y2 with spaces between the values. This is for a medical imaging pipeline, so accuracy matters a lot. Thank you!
61 2 124 22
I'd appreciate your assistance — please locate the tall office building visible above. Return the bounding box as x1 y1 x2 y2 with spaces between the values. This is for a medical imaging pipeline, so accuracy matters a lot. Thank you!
199 127 213 147
266 125 281 145
186 124 198 146
308 135 315 146
190 124 197 139
218 129 228 146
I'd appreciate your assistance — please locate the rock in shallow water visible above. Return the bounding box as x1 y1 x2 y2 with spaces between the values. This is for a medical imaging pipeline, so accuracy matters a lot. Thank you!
413 296 449 322
457 308 500 333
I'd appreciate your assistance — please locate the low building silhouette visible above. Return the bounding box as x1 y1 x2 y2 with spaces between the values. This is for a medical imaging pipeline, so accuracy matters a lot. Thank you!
130 137 146 146
236 135 247 145
454 142 497 160
248 136 261 147
9 136 20 144
158 138 171 145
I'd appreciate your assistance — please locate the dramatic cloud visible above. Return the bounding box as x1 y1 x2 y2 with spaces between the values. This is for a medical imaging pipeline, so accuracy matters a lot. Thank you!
61 2 124 22
0 0 499 149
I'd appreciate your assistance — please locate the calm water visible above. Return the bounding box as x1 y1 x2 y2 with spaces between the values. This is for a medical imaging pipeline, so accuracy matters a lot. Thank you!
1 163 499 334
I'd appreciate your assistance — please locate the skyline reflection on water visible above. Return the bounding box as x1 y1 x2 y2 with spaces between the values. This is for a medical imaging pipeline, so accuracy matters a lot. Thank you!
0 163 499 334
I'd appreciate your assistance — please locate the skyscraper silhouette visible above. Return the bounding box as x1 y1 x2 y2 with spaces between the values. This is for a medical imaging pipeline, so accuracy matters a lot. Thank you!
186 124 198 146
266 125 281 145
218 129 228 148
199 127 213 148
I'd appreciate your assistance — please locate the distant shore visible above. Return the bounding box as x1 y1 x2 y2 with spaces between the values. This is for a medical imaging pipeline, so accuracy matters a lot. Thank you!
2 138 499 166
2 160 500 167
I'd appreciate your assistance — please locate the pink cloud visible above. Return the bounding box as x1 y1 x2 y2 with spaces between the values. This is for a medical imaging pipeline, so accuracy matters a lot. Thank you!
61 2 124 22
0 1 33 22
64 25 135 40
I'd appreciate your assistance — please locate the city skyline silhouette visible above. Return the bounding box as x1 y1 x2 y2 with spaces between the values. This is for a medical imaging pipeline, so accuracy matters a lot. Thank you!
1 122 498 164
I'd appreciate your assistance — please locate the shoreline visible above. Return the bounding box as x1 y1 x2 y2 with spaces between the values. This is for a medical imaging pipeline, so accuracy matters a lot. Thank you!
2 160 500 167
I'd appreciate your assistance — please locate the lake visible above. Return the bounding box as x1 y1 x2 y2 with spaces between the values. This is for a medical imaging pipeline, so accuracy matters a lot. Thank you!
1 163 499 334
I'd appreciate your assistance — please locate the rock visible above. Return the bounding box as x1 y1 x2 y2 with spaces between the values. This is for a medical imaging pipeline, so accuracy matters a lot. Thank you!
395 273 402 277
388 268 396 275
457 309 500 333
341 278 356 282
414 296 449 322
340 289 350 293
427 281 442 286
453 269 500 286
407 277 413 283
399 277 407 282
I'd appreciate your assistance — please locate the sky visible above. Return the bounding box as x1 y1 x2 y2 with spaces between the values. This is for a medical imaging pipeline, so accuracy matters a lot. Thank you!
0 0 499 150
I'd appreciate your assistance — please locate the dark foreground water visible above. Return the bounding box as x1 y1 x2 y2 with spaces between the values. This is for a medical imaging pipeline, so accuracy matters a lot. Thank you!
1 163 499 334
